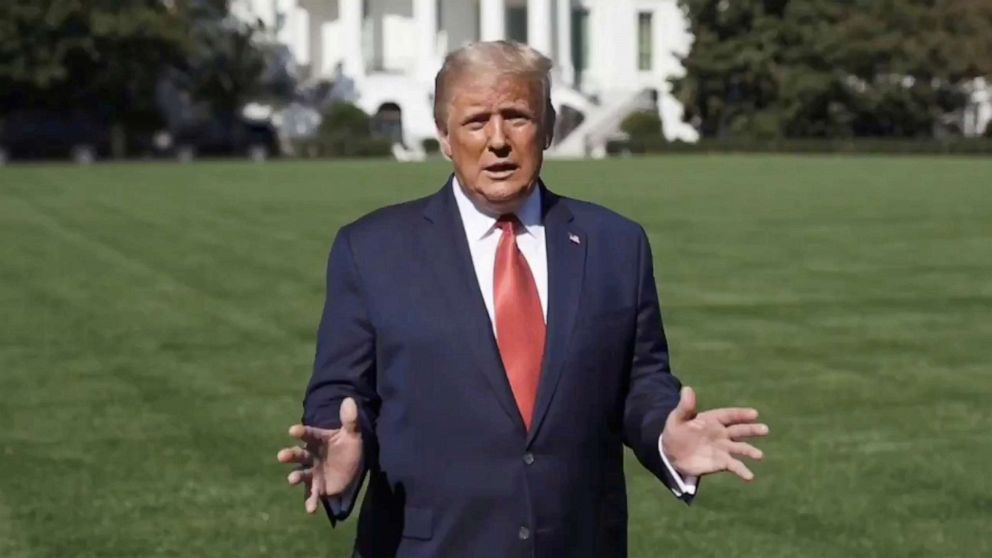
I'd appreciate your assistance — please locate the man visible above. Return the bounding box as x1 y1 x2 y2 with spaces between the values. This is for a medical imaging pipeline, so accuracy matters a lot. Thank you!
277 41 768 558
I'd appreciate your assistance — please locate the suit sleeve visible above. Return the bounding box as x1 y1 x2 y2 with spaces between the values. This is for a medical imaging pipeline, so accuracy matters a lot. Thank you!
303 226 380 523
622 226 697 504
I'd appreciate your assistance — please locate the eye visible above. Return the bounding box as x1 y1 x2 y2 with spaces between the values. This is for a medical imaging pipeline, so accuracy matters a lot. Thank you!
501 109 532 126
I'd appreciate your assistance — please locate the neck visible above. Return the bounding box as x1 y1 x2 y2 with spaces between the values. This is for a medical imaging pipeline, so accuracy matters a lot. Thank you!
452 175 537 217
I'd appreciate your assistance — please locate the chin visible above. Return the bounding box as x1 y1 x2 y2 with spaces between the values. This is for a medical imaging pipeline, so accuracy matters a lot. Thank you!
488 176 535 194
480 182 529 204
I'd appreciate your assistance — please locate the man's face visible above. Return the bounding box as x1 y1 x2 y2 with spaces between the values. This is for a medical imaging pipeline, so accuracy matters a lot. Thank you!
439 73 547 214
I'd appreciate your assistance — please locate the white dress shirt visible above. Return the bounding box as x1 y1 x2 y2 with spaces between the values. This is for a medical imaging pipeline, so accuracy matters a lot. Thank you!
452 176 548 327
452 178 696 498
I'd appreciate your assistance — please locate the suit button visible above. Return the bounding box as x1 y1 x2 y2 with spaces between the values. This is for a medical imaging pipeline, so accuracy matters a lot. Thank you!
518 526 531 540
523 452 535 465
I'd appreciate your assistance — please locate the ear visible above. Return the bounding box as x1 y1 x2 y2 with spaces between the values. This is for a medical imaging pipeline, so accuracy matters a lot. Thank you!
438 125 453 159
543 101 557 149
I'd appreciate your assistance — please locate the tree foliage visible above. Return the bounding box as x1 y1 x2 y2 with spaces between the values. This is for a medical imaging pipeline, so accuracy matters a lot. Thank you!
673 0 992 138
179 0 267 114
0 0 189 128
0 0 270 127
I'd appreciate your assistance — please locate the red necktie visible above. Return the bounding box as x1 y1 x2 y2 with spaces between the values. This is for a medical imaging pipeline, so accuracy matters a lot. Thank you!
493 214 546 430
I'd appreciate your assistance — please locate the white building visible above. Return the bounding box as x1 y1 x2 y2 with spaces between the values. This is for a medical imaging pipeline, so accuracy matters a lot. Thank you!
232 0 699 158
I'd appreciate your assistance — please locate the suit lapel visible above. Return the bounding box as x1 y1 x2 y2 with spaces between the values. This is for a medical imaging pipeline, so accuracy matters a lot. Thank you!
421 177 526 433
527 185 586 446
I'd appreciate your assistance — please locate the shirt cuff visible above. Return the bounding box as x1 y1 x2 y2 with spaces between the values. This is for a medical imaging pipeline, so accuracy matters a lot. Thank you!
325 470 362 516
658 434 698 497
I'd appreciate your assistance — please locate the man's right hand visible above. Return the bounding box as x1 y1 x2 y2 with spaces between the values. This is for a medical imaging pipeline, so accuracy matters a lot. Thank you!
277 398 364 514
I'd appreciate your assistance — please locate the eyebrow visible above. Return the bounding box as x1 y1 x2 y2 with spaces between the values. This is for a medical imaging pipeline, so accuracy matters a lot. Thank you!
460 109 490 124
500 107 533 118
460 105 534 124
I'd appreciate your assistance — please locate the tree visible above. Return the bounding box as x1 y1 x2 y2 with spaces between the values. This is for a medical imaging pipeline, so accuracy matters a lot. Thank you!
673 0 992 139
0 1 274 155
0 1 189 133
178 0 267 114
671 0 793 139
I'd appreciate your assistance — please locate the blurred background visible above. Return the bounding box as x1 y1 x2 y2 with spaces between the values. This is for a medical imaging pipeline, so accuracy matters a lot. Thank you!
2 0 991 162
1 1 990 557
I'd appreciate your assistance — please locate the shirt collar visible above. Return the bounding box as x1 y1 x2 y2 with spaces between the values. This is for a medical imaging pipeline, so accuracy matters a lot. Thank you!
452 175 543 240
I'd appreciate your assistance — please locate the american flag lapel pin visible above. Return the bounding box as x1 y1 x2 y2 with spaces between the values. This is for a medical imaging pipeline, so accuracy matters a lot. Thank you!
568 233 581 245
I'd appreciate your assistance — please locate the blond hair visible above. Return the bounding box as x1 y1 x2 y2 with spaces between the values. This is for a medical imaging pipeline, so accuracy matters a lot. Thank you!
434 40 556 143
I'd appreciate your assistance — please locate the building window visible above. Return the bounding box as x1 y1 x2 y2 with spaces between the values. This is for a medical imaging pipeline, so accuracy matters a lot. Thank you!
571 7 589 89
637 12 653 71
507 6 527 43
473 0 480 40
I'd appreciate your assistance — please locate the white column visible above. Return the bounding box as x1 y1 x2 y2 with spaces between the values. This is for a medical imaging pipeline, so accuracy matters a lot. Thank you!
555 0 573 85
528 0 552 54
340 0 364 78
480 0 506 41
414 0 438 81
307 7 323 78
584 0 611 96
369 0 386 70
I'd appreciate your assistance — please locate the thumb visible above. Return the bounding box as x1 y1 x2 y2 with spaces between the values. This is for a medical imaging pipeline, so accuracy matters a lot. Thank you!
673 386 697 422
339 397 359 434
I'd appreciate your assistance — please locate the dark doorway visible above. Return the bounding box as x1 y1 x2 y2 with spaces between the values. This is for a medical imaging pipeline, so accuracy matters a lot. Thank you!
372 103 403 144
553 104 585 145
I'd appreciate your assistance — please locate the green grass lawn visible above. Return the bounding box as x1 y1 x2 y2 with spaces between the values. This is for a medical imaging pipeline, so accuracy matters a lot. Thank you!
1 155 990 557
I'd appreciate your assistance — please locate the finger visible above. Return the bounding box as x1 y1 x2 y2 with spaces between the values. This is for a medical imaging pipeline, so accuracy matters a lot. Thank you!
708 407 760 426
287 468 313 486
288 424 328 444
339 398 359 434
725 457 755 482
671 386 697 422
277 446 313 465
726 423 770 440
288 424 309 440
723 441 764 461
305 481 321 514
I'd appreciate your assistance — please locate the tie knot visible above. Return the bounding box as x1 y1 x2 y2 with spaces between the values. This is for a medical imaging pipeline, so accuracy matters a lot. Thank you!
496 214 520 234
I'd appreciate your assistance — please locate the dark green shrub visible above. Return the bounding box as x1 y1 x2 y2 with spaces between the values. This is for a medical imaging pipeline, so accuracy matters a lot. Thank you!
290 103 390 158
620 111 662 139
607 137 992 156
347 138 393 157
422 138 440 154
289 136 392 158
320 102 371 139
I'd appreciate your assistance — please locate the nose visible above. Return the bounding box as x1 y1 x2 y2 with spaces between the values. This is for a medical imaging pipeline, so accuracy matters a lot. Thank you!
487 118 509 154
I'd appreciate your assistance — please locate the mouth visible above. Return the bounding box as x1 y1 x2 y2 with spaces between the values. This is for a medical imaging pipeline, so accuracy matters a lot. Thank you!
483 162 519 179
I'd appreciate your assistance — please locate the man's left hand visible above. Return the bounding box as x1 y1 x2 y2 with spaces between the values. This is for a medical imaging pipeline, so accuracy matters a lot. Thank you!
661 386 769 481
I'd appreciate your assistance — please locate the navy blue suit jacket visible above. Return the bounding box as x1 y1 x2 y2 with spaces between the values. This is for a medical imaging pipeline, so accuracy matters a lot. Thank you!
303 177 688 558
